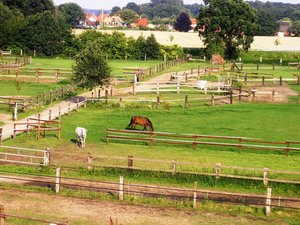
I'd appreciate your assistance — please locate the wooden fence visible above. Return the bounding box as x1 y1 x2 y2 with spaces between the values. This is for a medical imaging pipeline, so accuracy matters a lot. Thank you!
132 80 231 95
0 85 76 112
0 170 299 215
288 62 300 70
0 56 31 68
0 67 73 82
85 155 300 186
106 129 300 155
13 116 61 141
0 205 68 225
0 145 50 166
0 96 27 111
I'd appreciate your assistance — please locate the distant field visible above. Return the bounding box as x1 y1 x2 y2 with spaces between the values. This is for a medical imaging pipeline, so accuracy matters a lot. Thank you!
74 29 300 51
24 57 162 76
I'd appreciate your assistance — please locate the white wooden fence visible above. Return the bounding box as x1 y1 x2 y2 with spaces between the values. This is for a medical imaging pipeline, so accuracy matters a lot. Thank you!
0 145 50 166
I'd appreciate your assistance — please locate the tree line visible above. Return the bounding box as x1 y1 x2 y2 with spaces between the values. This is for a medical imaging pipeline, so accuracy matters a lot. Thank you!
115 0 300 36
0 0 184 59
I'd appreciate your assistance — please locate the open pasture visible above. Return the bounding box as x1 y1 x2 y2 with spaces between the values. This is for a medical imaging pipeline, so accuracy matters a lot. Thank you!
4 103 300 184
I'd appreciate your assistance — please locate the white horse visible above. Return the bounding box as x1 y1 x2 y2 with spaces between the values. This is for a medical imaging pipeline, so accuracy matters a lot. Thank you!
75 127 87 148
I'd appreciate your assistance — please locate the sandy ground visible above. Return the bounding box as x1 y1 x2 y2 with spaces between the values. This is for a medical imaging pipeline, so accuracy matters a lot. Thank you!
0 189 287 225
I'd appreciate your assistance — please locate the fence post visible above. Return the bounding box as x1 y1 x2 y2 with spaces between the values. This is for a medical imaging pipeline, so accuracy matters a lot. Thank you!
279 76 282 86
87 155 93 171
230 89 233 104
119 176 124 200
262 76 265 86
244 75 247 86
156 82 159 95
119 97 123 108
272 90 275 103
48 109 51 121
156 96 160 109
44 148 51 166
105 90 108 104
238 86 242 101
177 81 180 94
184 95 188 108
98 89 101 98
172 160 176 175
0 205 4 225
0 128 2 145
128 155 133 172
215 163 221 179
68 103 71 114
55 167 61 193
265 187 272 216
211 94 215 106
193 182 198 209
50 89 53 104
252 90 256 101
263 168 269 186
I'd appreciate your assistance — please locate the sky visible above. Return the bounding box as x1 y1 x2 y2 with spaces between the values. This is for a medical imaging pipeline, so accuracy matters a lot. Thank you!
52 0 300 10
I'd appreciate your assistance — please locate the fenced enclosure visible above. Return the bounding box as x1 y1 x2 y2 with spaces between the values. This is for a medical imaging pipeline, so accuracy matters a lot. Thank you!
0 169 299 216
0 145 50 166
13 117 61 141
0 85 76 112
84 155 300 186
106 129 300 155
0 67 73 82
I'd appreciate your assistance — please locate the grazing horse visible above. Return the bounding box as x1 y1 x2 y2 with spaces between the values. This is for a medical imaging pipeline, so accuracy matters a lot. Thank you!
127 116 153 131
75 127 87 148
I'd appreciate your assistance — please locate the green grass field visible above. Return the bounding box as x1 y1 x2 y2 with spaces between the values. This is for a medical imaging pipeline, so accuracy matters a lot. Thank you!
1 54 300 221
4 102 300 195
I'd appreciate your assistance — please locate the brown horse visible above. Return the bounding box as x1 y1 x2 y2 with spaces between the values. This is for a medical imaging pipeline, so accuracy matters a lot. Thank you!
127 116 153 131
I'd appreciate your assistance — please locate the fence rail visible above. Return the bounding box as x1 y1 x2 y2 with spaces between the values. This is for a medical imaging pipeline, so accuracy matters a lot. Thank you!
0 205 68 225
84 155 300 186
0 170 299 216
106 129 300 155
0 67 73 82
0 145 50 166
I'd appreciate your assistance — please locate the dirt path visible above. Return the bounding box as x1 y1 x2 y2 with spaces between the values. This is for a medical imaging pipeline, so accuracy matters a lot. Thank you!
0 189 287 225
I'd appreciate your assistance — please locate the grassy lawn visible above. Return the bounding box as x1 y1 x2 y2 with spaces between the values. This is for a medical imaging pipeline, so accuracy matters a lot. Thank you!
24 57 163 76
3 102 300 197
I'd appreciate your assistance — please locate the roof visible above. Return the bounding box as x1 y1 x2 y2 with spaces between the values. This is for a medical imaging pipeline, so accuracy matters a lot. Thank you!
134 18 149 28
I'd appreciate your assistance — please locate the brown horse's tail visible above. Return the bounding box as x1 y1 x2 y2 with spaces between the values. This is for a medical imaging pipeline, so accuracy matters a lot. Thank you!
147 118 154 131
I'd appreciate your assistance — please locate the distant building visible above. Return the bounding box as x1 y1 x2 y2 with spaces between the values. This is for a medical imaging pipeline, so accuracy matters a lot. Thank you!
134 18 149 28
103 16 125 27
190 18 197 31
97 12 110 27
84 13 98 28
278 20 291 36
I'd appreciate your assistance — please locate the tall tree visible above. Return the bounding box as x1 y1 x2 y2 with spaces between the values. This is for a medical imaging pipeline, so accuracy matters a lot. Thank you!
255 9 278 36
0 2 24 48
144 34 160 59
72 40 112 90
197 0 259 59
111 6 121 15
174 12 191 32
289 20 300 36
1 0 55 16
119 8 138 25
58 3 85 28
125 2 141 14
19 10 72 56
